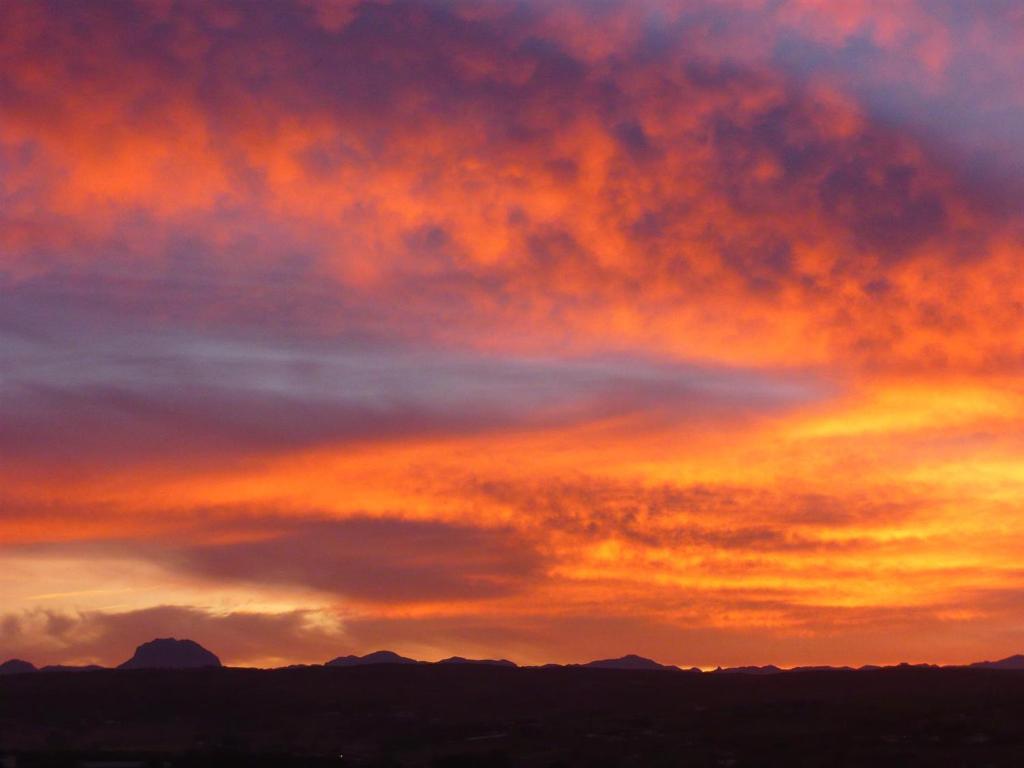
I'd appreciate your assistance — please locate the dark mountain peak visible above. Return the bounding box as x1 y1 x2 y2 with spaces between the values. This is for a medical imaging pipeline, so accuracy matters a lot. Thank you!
583 654 678 671
970 654 1024 670
40 664 106 673
714 665 784 675
118 638 222 670
0 659 37 675
437 656 517 667
326 650 420 667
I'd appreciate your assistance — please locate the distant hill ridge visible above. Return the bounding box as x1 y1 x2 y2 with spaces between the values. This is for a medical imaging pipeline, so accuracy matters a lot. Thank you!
326 650 420 667
581 654 694 672
437 656 517 667
8 641 1024 673
970 654 1024 670
0 659 37 675
118 638 222 670
713 665 784 675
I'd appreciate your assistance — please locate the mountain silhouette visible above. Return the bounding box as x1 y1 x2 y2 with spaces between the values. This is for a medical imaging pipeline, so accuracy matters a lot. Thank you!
582 654 679 671
118 638 221 670
0 659 37 675
11 644 1024 674
714 665 784 674
969 654 1024 670
437 656 517 667
326 650 420 667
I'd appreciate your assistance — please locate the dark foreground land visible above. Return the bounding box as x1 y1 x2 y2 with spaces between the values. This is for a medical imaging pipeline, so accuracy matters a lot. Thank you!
3 665 1024 767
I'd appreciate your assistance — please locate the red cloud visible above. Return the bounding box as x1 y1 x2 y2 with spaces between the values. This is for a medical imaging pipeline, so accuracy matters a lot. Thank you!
3 1 1024 668
1 0 1020 368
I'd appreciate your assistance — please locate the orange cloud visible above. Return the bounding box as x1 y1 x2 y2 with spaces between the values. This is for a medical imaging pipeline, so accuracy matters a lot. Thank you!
3 0 1024 667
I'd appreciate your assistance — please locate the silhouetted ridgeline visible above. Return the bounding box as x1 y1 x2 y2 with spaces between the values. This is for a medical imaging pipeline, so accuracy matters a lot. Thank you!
0 659 36 676
970 654 1024 670
326 650 418 667
118 638 222 670
8 638 1024 673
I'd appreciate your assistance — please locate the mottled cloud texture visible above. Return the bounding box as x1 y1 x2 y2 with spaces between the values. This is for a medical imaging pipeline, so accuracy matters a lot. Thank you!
3 0 1024 668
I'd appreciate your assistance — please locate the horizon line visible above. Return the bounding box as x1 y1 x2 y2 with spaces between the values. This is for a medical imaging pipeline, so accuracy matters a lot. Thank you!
5 639 1024 674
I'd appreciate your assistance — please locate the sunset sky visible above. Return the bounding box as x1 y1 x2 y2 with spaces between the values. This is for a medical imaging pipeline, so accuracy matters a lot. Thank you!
3 0 1024 669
